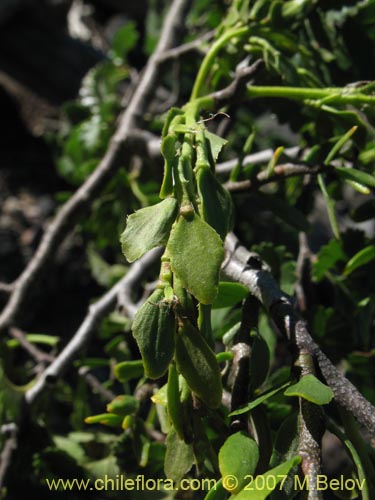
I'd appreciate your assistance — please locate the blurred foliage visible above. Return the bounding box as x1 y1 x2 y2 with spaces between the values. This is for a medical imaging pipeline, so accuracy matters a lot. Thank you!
1 1 375 499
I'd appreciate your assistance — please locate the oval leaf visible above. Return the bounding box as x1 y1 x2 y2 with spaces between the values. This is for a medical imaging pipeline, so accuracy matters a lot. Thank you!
168 214 224 304
175 320 222 408
213 282 249 309
219 432 259 494
232 456 301 499
121 198 178 262
197 166 233 240
164 428 195 483
132 288 176 379
284 374 333 405
114 360 144 382
106 395 139 416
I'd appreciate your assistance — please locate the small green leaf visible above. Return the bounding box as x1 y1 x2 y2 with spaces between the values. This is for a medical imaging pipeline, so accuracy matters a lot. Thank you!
229 382 290 416
84 413 123 427
324 126 358 165
164 428 195 483
121 198 178 262
132 288 176 379
204 478 228 500
213 282 249 309
111 22 139 60
168 214 225 304
219 432 259 493
312 239 347 281
175 320 222 408
284 374 333 405
197 167 233 239
343 245 375 276
106 395 139 416
114 360 144 382
204 130 228 162
334 166 375 189
232 456 302 499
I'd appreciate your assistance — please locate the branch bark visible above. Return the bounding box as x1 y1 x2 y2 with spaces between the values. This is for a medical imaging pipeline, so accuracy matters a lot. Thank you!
25 247 160 405
222 233 375 439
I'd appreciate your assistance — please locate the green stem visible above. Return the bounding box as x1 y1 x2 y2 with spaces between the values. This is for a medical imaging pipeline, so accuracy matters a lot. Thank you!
247 85 375 105
190 26 249 100
317 174 340 240
198 303 214 348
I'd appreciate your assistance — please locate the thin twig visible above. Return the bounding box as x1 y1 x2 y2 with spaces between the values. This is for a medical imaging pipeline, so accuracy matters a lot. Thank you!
295 232 312 313
78 367 116 402
0 0 193 334
208 60 265 105
9 327 54 364
25 248 161 405
0 423 18 490
225 163 325 191
222 233 375 438
216 147 300 174
156 30 214 62
0 283 14 295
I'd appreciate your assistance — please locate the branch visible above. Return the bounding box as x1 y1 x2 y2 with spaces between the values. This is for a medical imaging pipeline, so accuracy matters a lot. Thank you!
0 423 17 490
25 248 161 405
0 0 193 334
222 233 375 439
156 30 214 62
216 147 300 174
224 163 325 191
207 60 264 105
9 327 54 364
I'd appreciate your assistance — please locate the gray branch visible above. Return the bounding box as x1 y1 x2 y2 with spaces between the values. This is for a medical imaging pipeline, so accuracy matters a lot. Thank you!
222 233 375 439
25 248 161 405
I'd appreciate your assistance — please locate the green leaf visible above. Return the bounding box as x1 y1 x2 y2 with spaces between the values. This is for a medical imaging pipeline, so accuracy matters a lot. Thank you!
204 130 228 162
197 167 233 239
168 214 225 304
334 166 375 189
284 374 333 405
164 428 195 483
204 478 228 500
229 383 290 416
219 432 259 494
114 360 144 382
231 456 301 499
175 320 222 408
132 288 176 379
111 22 139 61
213 282 249 309
106 395 139 416
121 198 178 262
343 245 375 276
312 239 347 281
84 413 123 427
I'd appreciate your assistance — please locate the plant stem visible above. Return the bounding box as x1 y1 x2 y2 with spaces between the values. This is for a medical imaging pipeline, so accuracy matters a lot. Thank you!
190 26 249 100
317 174 340 240
247 86 375 105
